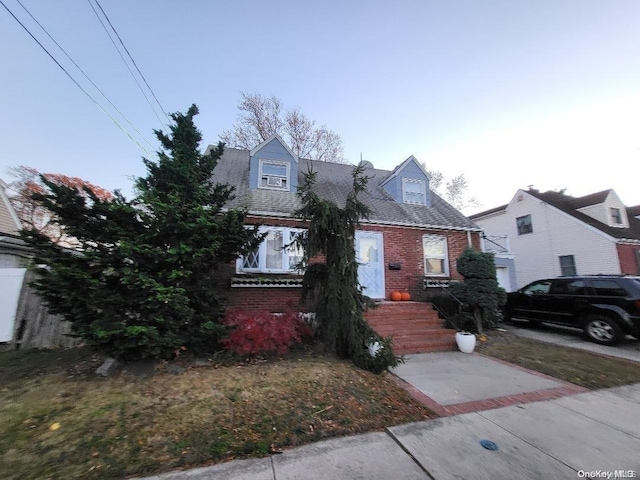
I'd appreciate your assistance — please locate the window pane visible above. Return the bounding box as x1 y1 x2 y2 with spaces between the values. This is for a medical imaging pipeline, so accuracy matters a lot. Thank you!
265 230 284 269
287 231 304 271
523 280 551 294
242 248 259 269
403 179 425 204
592 279 627 297
423 235 447 275
262 162 287 176
404 181 422 194
425 258 444 274
516 215 533 235
611 208 622 224
559 255 576 276
423 236 445 257
359 237 378 263
551 279 588 295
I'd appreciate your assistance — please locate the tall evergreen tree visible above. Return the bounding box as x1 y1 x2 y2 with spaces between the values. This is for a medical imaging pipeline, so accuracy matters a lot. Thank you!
23 105 262 360
294 165 401 373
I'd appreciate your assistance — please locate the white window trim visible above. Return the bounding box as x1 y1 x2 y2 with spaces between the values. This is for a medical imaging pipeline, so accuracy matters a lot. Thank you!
258 159 290 191
423 234 449 277
402 177 426 205
237 227 305 274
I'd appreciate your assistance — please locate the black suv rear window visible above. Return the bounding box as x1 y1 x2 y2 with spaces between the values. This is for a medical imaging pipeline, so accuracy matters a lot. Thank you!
550 279 590 295
591 279 628 297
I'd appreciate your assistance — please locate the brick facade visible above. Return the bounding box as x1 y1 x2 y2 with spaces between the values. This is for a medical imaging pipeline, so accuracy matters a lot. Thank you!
215 215 481 312
616 243 640 275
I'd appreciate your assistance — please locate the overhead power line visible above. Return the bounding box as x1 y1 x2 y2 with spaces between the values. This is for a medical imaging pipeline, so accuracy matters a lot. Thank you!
0 0 153 157
15 0 156 151
88 0 171 126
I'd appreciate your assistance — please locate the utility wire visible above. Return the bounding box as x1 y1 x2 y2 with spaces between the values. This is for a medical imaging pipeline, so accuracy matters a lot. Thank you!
0 0 153 157
15 0 156 151
88 0 171 127
93 0 170 124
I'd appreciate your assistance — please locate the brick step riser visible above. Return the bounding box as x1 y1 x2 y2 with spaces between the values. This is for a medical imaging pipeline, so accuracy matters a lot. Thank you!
369 318 449 327
366 305 438 312
374 330 450 339
365 315 441 323
380 328 454 336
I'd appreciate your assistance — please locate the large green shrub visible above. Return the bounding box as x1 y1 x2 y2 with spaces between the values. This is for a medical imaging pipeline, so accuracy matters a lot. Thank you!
449 247 507 334
23 105 262 360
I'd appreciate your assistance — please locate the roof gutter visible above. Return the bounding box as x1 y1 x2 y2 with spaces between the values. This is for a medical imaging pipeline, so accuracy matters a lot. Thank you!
239 209 482 232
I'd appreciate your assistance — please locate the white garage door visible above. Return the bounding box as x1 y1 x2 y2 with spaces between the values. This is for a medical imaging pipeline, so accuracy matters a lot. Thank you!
0 268 26 342
496 266 512 292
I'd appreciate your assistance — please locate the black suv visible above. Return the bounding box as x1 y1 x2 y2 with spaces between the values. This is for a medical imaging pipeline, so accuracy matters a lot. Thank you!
505 275 640 345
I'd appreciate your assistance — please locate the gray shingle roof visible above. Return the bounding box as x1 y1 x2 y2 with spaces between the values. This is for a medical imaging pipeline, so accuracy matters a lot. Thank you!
212 147 480 231
471 188 640 241
527 189 640 241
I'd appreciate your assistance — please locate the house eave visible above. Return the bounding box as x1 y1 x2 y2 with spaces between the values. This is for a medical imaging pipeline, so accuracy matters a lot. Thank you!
237 210 481 232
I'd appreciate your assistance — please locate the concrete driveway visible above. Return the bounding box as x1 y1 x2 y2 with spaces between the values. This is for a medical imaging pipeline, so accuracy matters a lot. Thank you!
508 320 640 363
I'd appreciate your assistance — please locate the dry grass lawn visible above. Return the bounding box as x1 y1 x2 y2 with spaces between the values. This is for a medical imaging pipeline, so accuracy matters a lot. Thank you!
477 332 640 389
0 348 435 480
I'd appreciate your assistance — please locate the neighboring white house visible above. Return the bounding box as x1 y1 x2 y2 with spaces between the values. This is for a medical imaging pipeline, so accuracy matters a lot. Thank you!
469 188 640 290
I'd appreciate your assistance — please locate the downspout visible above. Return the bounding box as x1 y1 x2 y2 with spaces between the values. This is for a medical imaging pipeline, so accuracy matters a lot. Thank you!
467 230 472 248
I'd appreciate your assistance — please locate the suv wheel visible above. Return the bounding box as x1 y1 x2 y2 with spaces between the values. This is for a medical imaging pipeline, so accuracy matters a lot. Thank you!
583 315 623 346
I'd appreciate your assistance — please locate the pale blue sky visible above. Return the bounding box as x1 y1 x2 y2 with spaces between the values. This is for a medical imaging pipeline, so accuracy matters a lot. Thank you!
1 0 639 214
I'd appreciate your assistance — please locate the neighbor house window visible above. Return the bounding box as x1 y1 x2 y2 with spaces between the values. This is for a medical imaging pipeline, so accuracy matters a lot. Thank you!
610 207 622 225
238 227 304 273
259 160 289 190
423 235 448 276
402 178 426 205
516 214 533 235
559 255 576 276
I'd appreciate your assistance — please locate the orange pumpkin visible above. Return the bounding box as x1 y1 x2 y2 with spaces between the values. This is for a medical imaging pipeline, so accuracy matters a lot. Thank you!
390 291 402 301
401 292 411 301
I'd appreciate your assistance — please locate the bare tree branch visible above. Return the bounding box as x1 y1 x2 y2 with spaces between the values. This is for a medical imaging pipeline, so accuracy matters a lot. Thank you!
221 92 347 163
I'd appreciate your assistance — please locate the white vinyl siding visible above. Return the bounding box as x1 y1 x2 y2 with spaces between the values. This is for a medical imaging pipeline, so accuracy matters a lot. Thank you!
473 190 621 289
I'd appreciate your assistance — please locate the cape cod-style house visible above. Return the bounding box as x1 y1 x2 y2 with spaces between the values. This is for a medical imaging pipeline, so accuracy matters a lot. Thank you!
208 135 482 353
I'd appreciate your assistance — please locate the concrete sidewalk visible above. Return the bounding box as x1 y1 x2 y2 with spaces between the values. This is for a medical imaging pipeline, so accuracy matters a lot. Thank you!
139 383 640 480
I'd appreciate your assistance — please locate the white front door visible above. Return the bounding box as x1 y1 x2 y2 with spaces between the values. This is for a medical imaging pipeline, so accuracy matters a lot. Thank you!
355 231 385 299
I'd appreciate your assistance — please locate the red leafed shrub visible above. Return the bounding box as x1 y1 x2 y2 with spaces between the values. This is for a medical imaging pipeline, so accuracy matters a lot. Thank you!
222 310 314 356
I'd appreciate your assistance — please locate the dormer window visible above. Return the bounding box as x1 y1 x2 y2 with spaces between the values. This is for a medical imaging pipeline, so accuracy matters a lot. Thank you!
259 160 289 190
402 178 426 205
611 207 622 225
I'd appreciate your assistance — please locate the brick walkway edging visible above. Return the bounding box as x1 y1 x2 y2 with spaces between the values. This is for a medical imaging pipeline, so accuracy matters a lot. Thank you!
391 353 589 417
